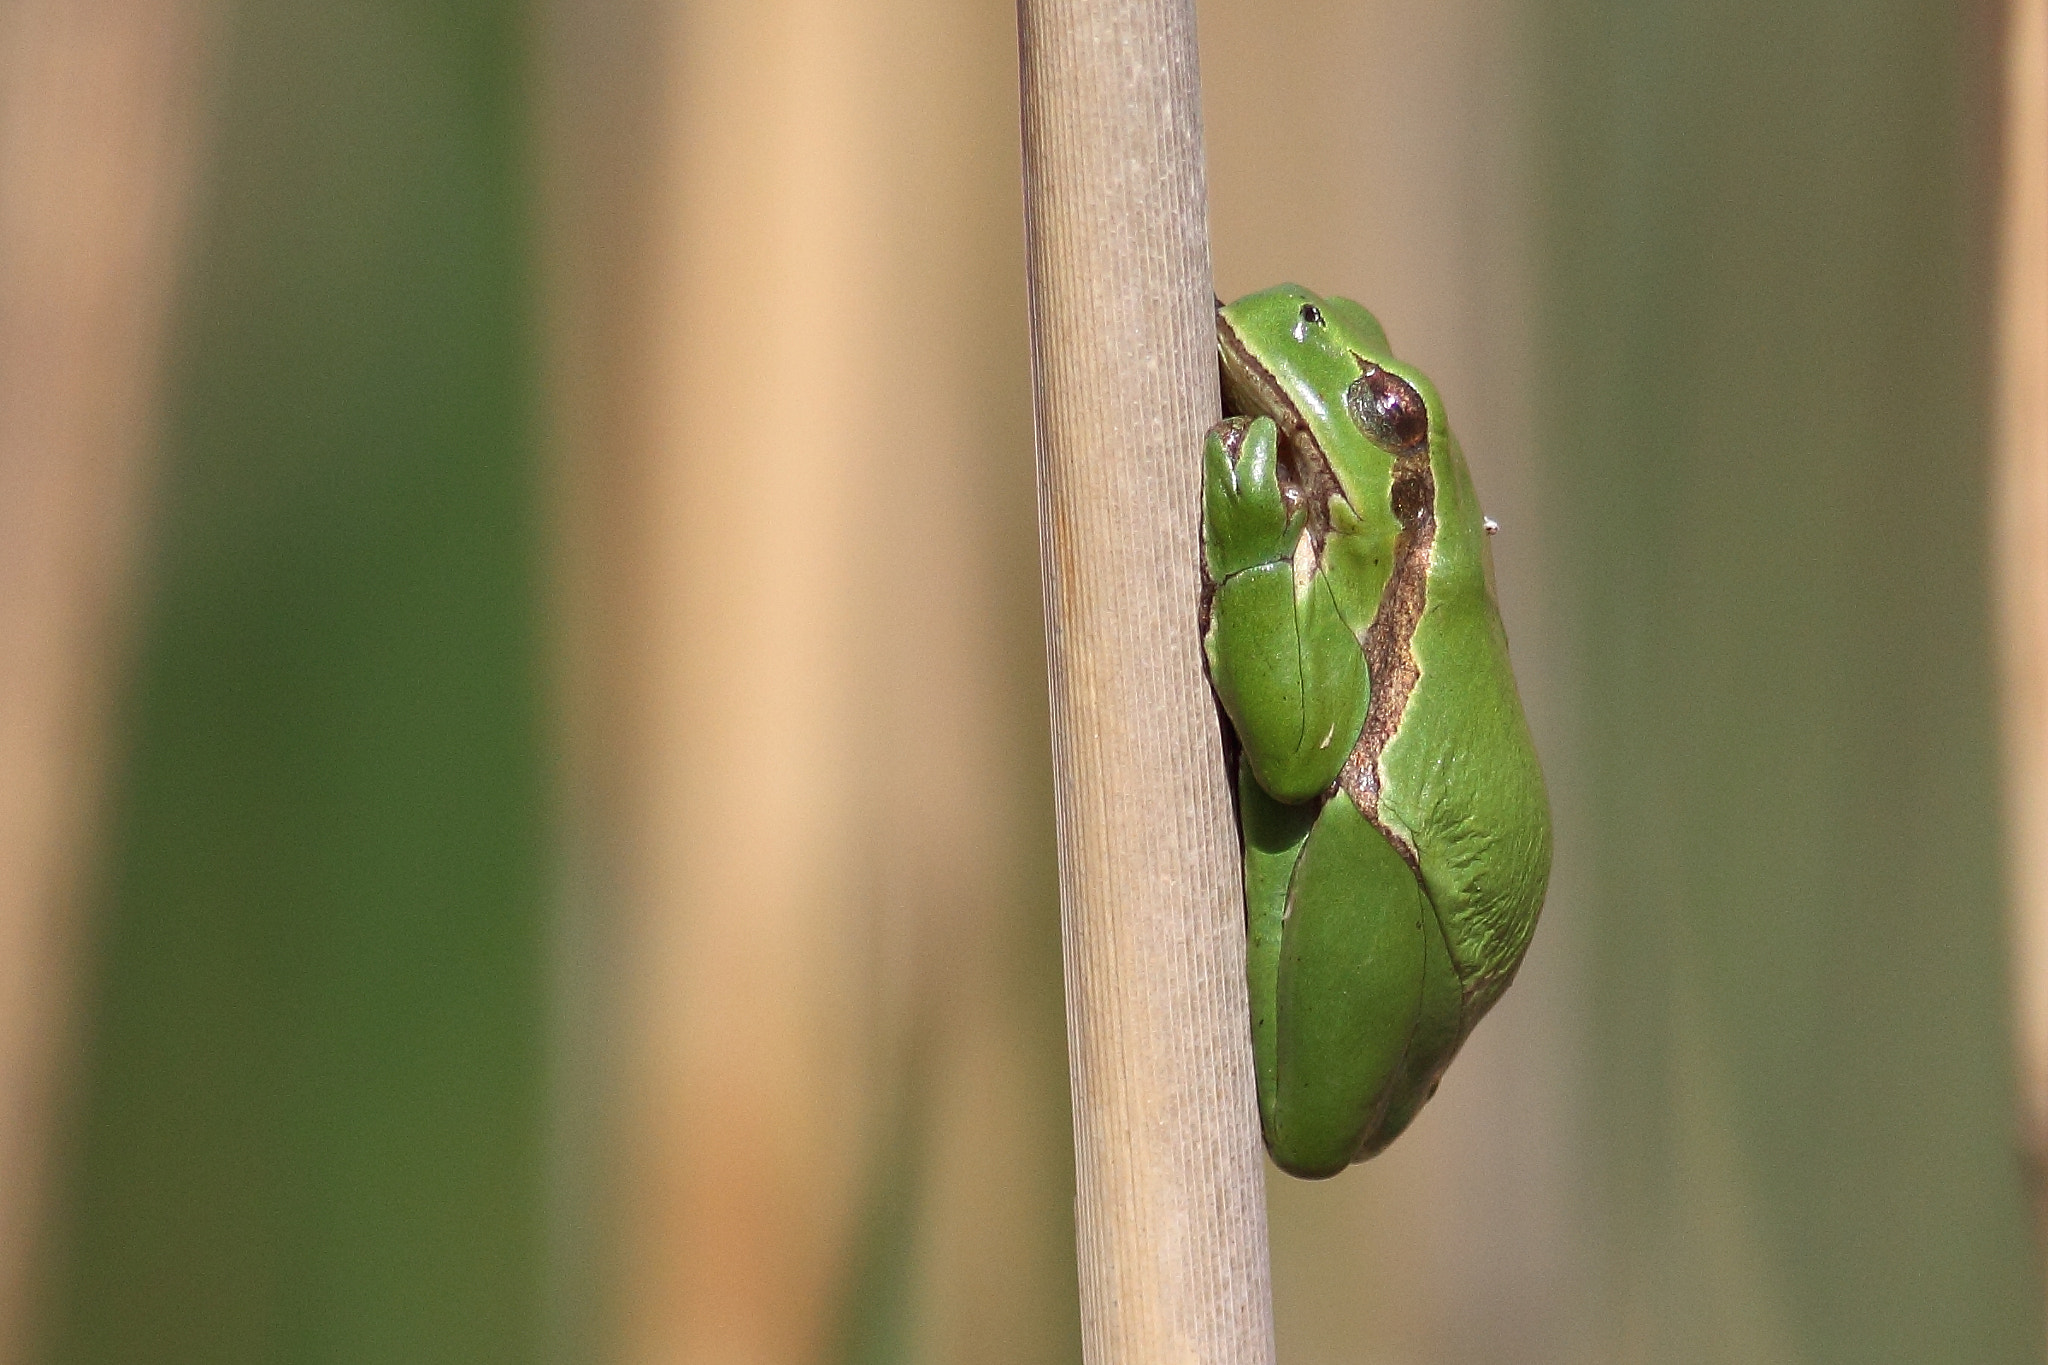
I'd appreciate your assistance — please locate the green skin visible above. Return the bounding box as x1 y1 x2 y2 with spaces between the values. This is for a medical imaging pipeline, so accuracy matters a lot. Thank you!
1203 285 1552 1178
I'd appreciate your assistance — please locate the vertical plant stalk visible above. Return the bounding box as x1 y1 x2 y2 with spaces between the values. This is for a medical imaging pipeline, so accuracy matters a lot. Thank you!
0 2 212 1355
1996 0 2048 1254
1016 2 1277 1360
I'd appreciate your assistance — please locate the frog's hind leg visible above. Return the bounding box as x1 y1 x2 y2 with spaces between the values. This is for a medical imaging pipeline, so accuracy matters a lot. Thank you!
1239 760 1317 1149
1267 790 1428 1179
1356 898 1464 1158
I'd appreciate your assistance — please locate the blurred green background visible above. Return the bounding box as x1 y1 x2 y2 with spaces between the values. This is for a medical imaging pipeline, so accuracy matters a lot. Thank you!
1540 2 2039 1358
4 0 2041 1361
37 3 551 1361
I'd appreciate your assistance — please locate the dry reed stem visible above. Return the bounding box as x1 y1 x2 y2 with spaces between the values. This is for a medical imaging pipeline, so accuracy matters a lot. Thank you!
1018 1 1278 1359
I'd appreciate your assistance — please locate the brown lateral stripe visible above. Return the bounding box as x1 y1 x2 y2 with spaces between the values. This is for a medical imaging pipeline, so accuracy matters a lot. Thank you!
1340 423 1435 867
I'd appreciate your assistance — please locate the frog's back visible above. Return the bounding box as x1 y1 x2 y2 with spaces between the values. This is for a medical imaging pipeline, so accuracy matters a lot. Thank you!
1382 421 1552 1013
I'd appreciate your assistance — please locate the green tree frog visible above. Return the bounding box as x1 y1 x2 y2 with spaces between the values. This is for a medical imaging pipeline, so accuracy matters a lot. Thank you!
1202 284 1552 1178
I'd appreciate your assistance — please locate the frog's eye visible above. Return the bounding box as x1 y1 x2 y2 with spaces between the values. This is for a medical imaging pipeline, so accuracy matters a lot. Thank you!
1344 361 1429 452
1298 303 1325 327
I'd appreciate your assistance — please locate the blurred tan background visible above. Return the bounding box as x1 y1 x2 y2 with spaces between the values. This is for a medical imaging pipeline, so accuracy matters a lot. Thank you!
0 0 2042 1363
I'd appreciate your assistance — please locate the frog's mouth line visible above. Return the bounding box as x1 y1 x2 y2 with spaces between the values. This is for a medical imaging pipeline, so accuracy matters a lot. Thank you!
1214 306 1341 542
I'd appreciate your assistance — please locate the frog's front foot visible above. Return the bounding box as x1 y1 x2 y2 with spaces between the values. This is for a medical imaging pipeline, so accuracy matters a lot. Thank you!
1203 415 1301 583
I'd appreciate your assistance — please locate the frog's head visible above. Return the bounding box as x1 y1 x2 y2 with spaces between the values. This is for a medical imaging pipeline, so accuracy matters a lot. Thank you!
1215 284 1445 521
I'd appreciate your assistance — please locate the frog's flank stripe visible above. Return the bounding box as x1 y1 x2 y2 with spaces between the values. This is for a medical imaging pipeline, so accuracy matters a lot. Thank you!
1339 378 1436 865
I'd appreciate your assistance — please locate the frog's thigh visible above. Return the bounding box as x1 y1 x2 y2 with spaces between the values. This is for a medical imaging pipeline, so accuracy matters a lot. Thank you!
1270 791 1426 1179
1238 761 1318 1144
1207 565 1367 804
1358 903 1463 1157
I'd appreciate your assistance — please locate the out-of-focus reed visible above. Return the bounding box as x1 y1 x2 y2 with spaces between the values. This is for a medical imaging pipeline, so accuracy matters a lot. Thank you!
0 3 212 1355
1996 0 2048 1273
544 1 1078 1360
